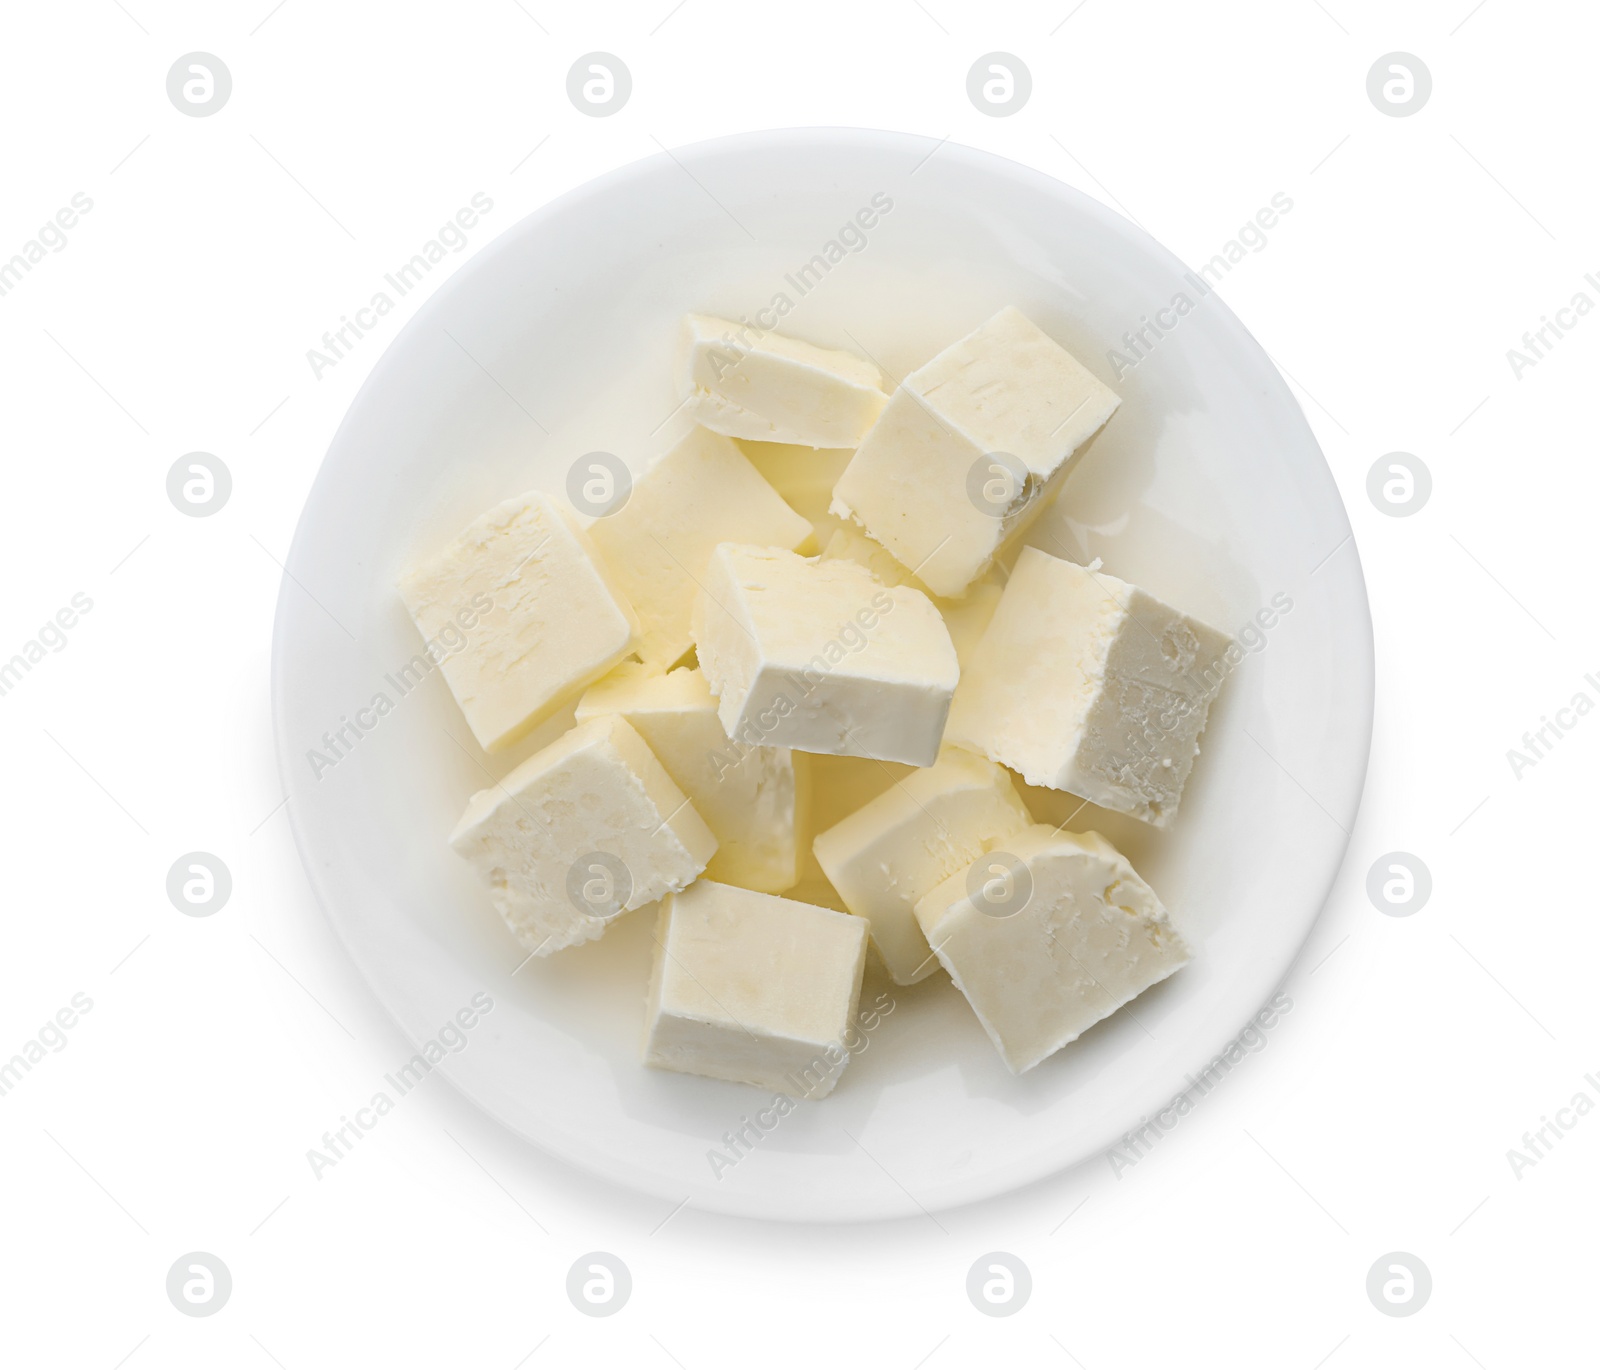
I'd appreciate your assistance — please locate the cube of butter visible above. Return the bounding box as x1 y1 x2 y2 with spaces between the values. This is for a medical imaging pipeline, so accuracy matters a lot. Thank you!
831 306 1120 597
947 546 1232 827
679 314 889 448
915 825 1188 1073
449 714 716 956
691 543 959 766
576 664 804 894
586 427 812 670
644 879 869 1096
397 491 639 752
813 747 1033 985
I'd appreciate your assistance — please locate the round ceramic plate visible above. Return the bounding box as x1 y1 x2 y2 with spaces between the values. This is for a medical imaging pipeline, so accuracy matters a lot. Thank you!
272 129 1373 1221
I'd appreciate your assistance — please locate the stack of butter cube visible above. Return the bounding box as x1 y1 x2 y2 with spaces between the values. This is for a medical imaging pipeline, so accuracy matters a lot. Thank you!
398 306 1232 1095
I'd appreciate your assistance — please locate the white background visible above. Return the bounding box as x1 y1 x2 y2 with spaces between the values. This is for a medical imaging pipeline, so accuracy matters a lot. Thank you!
2 0 1595 1365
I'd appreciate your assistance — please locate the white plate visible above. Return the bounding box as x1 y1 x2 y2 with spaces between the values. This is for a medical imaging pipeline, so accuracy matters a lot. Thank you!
271 129 1373 1221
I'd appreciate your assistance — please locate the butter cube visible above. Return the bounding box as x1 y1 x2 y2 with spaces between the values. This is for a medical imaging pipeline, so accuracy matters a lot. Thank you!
644 880 869 1096
449 715 715 956
813 748 1033 984
576 665 804 894
586 428 812 670
915 825 1188 1073
679 315 889 448
397 491 639 752
832 307 1120 597
691 543 959 766
948 547 1231 827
